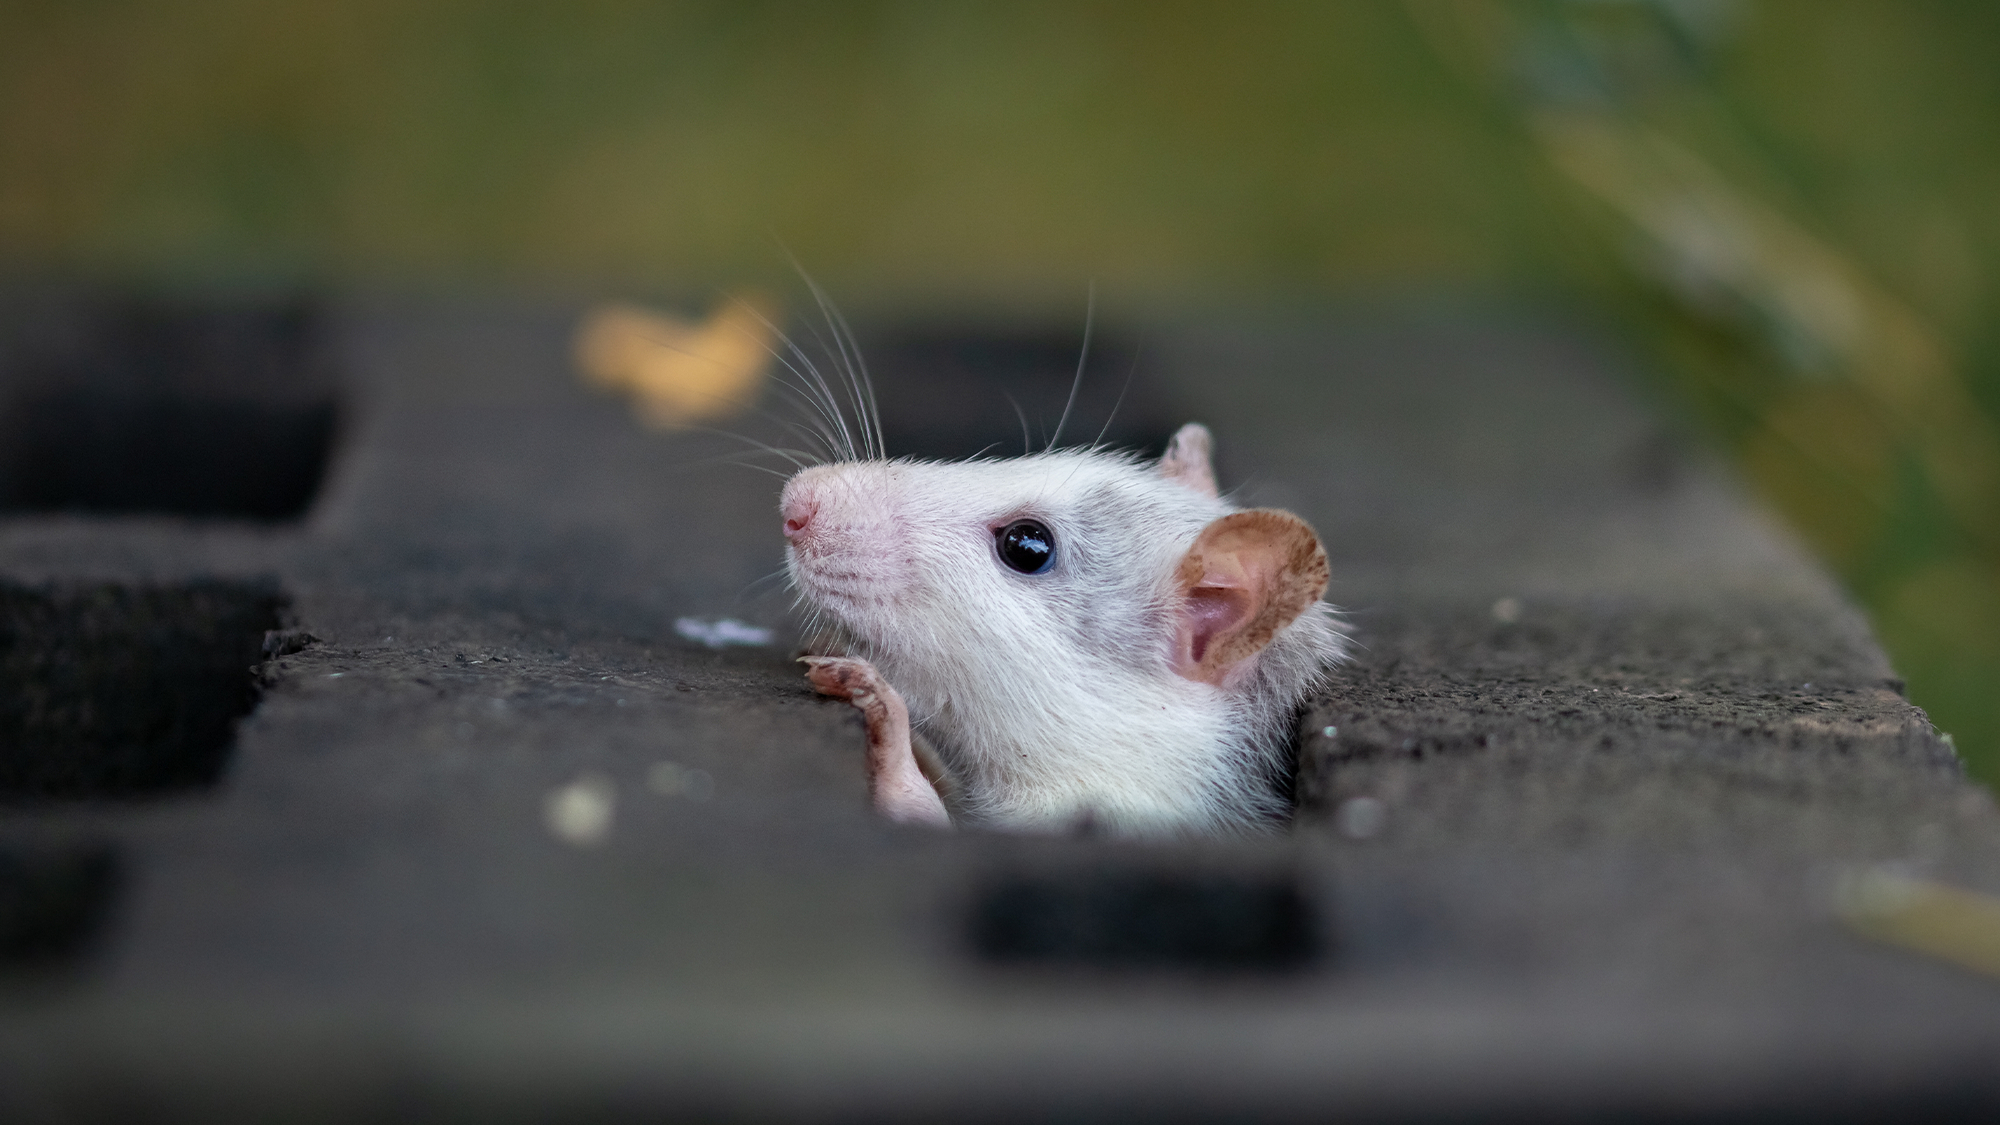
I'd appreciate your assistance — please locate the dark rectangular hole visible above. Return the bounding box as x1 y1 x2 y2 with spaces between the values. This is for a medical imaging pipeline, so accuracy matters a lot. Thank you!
0 845 121 971
0 294 340 521
968 868 1323 973
856 327 1183 461
0 582 283 801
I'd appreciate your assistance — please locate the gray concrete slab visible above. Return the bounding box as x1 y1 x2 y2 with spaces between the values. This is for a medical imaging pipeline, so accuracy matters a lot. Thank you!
1 296 1996 1121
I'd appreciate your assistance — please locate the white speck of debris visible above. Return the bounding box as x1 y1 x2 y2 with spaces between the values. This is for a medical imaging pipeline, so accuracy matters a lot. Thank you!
326 672 344 678
674 617 773 649
1491 597 1522 624
1321 725 1338 739
647 761 715 801
1337 797 1387 840
546 774 616 846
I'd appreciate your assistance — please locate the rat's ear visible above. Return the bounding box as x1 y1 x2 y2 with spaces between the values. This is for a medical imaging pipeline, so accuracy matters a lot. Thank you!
1171 509 1328 686
1158 423 1219 498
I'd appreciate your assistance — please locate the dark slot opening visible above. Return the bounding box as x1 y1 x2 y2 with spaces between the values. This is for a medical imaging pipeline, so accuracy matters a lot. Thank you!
856 327 1182 461
0 845 121 970
0 582 283 801
968 868 1323 973
2 392 337 520
0 295 340 521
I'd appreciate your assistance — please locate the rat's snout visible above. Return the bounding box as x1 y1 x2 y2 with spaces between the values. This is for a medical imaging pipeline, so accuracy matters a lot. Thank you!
782 463 903 571
782 462 924 630
779 466 840 552
781 490 817 542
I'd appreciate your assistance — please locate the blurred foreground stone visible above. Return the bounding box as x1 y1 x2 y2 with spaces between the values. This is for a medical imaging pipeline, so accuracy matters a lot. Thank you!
0 295 1996 1122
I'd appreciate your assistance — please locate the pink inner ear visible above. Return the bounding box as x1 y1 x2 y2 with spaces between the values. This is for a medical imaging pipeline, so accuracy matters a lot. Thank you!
1180 586 1253 670
1171 509 1329 686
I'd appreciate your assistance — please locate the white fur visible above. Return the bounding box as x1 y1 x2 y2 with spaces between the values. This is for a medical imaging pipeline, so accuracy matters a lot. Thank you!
783 447 1346 836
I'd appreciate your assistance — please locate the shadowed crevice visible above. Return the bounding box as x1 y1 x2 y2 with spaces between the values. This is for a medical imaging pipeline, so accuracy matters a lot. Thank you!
0 582 284 801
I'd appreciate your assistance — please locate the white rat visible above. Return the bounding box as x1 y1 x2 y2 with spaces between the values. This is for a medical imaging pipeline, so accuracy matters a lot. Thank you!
782 422 1346 836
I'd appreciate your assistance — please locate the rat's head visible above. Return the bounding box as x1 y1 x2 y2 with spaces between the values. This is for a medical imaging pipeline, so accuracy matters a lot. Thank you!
781 423 1331 700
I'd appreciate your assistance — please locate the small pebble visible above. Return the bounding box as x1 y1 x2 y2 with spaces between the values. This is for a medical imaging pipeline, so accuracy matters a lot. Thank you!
1321 725 1338 739
674 617 773 649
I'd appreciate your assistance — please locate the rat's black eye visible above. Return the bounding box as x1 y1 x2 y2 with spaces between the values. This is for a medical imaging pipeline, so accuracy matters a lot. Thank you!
996 519 1055 574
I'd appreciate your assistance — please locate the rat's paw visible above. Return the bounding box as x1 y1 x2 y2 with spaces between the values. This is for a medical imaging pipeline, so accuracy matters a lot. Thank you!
800 655 887 702
800 656 946 828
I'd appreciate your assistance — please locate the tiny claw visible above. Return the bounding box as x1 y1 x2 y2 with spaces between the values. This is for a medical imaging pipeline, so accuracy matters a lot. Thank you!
800 654 881 702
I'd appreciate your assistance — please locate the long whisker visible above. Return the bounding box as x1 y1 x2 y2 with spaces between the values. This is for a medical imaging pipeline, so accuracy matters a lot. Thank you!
797 279 863 451
1003 392 1034 456
681 367 841 465
738 565 795 601
591 317 829 464
797 337 860 462
756 381 848 462
780 345 859 462
800 277 877 462
820 292 885 461
774 369 851 462
713 312 845 459
712 298 851 462
784 251 882 462
767 244 871 462
723 460 799 481
667 425 822 473
739 292 859 462
1047 282 1095 451
662 443 803 481
1091 336 1146 450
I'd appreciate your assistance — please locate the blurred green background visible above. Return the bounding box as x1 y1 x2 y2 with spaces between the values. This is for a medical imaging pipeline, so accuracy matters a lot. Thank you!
4 1 1995 781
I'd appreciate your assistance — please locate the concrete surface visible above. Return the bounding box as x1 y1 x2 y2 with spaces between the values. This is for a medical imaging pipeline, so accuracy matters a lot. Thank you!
1 295 1997 1121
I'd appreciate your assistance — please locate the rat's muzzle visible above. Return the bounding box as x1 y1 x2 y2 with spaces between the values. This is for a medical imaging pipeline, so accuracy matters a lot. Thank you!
780 465 911 613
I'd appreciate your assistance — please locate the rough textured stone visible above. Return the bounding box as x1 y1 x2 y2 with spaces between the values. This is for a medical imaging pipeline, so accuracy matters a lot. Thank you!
0 296 1996 1121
